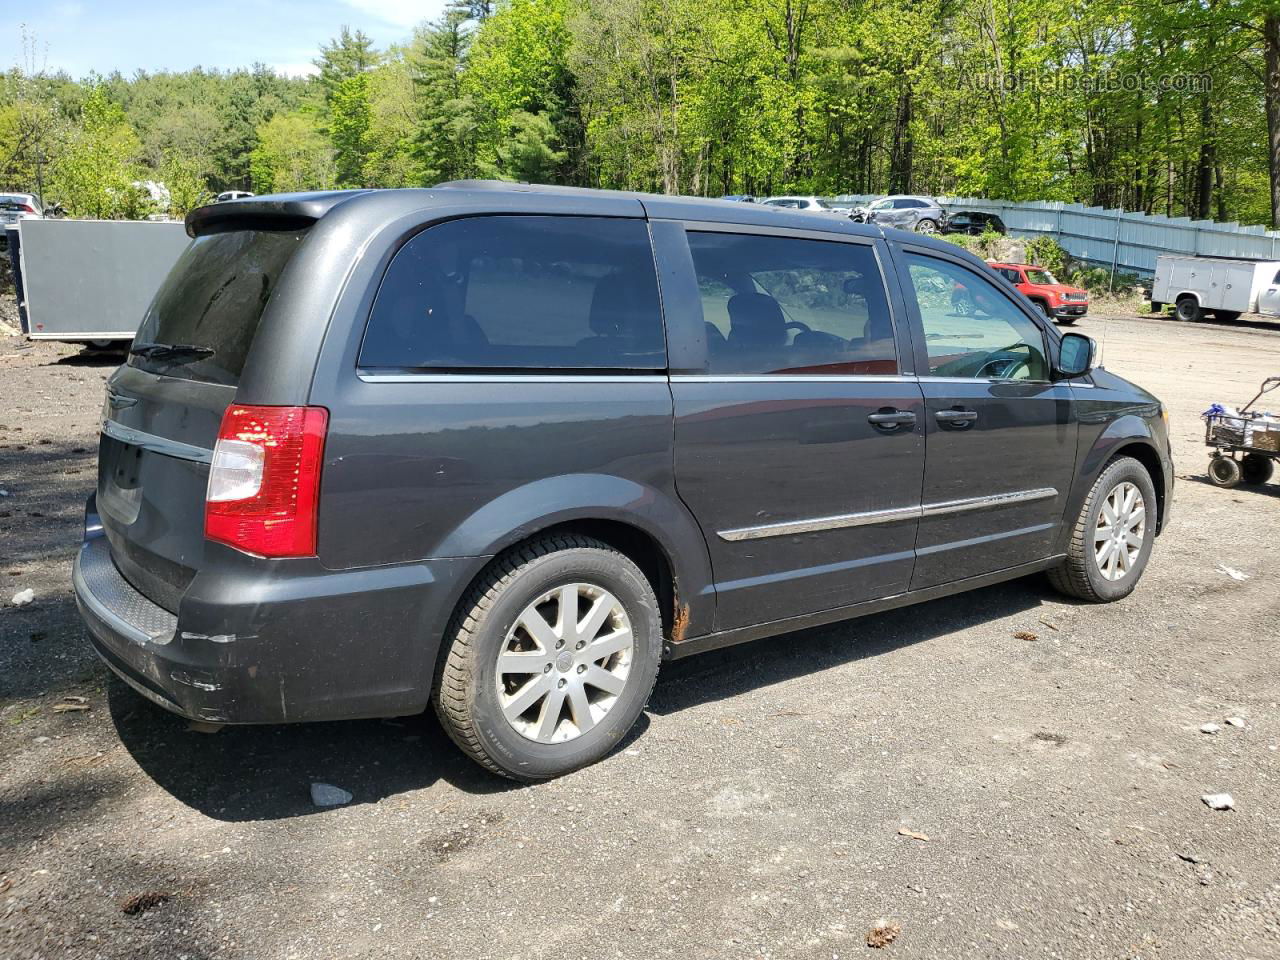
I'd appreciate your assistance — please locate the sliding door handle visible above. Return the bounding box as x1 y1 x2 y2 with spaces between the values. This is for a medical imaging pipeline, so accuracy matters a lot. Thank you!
935 408 978 428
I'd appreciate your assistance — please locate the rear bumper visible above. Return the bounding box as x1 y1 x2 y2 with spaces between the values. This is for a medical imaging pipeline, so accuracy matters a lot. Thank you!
74 506 482 724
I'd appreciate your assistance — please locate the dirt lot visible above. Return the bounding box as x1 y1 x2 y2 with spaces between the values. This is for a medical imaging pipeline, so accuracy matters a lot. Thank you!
2 309 1279 960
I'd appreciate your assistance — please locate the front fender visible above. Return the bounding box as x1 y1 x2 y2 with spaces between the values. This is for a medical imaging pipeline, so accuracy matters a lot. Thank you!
434 473 715 637
1058 396 1169 551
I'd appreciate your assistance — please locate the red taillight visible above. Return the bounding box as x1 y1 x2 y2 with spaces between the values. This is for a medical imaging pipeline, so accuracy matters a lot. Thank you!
205 405 328 558
20 203 36 214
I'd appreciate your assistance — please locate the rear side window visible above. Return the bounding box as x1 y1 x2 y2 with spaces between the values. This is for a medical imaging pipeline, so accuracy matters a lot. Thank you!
687 231 897 375
360 216 665 371
131 228 306 385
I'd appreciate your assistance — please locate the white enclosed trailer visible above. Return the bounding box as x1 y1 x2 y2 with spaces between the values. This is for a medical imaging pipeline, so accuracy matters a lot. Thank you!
1151 254 1280 322
15 218 190 346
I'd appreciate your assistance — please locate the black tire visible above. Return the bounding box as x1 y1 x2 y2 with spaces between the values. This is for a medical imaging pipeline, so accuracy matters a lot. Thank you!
1033 299 1053 320
1048 456 1158 602
1212 310 1242 322
1207 455 1241 488
433 534 662 781
914 218 938 234
1056 316 1077 326
1241 453 1274 485
1175 296 1202 322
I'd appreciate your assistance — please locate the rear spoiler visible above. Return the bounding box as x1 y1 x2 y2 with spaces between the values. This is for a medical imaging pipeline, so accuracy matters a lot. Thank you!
185 190 376 238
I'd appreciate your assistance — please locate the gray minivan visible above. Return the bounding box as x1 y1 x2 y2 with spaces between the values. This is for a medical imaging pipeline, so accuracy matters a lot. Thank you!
74 182 1173 780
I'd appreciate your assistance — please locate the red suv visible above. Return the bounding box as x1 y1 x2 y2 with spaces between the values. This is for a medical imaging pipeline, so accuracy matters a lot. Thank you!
983 262 1089 324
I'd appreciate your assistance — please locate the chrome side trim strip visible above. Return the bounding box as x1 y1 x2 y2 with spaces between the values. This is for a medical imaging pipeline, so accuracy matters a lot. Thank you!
716 487 1059 541
100 419 213 464
719 504 921 541
920 487 1058 518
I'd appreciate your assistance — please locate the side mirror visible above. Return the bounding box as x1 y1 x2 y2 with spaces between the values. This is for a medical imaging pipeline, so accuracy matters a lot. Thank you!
1057 332 1096 378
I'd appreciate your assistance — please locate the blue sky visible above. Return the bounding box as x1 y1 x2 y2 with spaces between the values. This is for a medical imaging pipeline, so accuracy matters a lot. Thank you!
2 0 447 78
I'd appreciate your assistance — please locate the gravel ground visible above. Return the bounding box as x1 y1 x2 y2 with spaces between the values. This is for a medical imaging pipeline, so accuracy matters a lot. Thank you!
2 309 1279 960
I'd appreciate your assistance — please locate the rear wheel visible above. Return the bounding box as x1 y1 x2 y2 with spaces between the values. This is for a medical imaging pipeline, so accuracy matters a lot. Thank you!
433 535 662 781
1207 455 1241 488
1049 456 1157 602
914 218 938 234
1241 453 1274 485
1175 296 1202 322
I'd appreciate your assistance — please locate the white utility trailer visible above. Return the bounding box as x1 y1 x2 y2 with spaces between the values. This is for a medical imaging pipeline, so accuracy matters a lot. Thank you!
1151 254 1280 322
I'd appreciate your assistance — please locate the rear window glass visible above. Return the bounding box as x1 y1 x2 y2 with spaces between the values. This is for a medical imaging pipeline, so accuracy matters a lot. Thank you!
130 228 306 385
688 231 897 375
360 216 665 371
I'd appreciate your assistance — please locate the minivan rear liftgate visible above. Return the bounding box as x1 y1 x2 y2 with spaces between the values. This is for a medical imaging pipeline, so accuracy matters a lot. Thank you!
75 201 481 725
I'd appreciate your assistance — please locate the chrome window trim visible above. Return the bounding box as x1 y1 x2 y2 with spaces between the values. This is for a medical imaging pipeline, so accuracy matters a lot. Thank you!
100 419 213 464
717 487 1058 542
670 374 916 384
918 375 1059 386
357 372 670 384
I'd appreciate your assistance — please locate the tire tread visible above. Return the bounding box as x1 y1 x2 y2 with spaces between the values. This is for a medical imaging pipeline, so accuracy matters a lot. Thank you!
1049 456 1148 602
432 534 659 780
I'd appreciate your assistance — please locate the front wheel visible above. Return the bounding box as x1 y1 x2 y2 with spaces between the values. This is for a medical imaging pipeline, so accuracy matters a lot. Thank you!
433 535 662 781
1207 455 1242 488
1048 457 1157 602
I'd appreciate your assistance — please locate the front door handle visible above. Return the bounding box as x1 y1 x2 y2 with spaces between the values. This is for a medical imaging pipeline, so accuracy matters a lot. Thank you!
868 409 917 431
935 408 979 429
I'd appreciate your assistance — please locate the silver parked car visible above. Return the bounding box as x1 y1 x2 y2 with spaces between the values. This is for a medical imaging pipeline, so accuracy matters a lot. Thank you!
1 193 44 228
854 195 946 233
760 195 847 216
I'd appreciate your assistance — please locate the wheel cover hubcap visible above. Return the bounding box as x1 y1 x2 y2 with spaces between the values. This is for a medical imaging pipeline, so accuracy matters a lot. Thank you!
496 583 634 743
1093 481 1146 581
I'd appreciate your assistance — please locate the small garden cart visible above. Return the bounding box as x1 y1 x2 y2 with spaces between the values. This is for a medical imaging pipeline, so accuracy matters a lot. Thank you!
1204 376 1280 488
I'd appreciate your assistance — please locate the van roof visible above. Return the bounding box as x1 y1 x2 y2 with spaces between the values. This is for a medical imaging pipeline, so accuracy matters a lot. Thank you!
185 182 967 258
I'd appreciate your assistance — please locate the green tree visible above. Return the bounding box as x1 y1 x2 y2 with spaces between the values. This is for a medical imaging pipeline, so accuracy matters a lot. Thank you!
316 26 382 100
479 109 566 181
159 155 211 216
412 6 480 182
46 86 142 218
249 111 336 193
330 72 374 186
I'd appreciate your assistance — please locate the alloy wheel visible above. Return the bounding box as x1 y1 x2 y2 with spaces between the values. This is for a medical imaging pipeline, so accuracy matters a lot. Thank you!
1093 481 1146 581
496 582 635 743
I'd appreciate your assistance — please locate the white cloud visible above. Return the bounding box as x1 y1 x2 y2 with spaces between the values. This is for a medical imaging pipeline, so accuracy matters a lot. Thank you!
340 0 435 29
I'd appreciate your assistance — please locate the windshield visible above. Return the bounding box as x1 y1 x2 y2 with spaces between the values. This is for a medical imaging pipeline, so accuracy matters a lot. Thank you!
130 227 307 385
1024 269 1058 285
